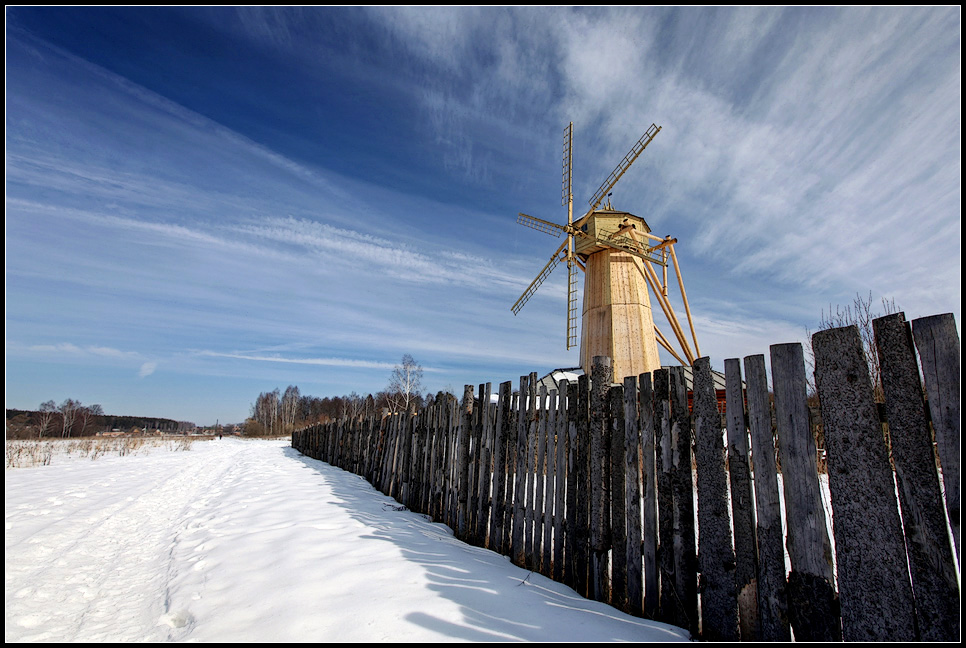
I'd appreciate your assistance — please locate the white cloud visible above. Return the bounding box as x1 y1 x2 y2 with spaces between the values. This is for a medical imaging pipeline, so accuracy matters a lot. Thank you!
139 362 158 378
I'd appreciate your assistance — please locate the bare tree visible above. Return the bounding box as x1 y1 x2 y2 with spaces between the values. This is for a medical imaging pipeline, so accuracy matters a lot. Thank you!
59 398 81 437
77 404 104 437
38 400 57 438
387 354 424 414
281 385 300 430
340 391 365 421
805 291 900 401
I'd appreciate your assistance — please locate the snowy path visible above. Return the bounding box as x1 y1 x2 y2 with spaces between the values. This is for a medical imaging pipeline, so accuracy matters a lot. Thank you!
6 438 690 642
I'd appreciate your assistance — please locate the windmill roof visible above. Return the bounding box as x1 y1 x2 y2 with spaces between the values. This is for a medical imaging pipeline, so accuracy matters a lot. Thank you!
586 209 652 233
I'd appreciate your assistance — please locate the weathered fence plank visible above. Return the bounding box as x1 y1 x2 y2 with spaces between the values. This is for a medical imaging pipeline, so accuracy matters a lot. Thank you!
489 381 511 552
511 375 529 566
911 313 960 564
874 314 959 641
813 326 916 641
624 375 644 618
542 388 557 577
524 379 539 570
724 358 759 641
590 356 613 603
653 368 676 625
742 355 790 642
770 342 840 641
533 385 549 573
564 380 580 590
573 374 591 597
693 356 739 640
669 365 698 635
638 372 659 620
609 384 627 611
457 386 474 539
553 382 568 583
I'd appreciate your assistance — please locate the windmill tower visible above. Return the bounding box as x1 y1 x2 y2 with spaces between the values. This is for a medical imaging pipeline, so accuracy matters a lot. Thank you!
512 122 700 383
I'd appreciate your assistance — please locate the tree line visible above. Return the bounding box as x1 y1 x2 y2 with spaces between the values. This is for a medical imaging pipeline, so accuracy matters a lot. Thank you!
6 399 191 439
245 354 449 436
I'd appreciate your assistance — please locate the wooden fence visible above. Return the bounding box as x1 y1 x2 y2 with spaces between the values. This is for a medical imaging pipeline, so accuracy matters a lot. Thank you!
292 312 960 641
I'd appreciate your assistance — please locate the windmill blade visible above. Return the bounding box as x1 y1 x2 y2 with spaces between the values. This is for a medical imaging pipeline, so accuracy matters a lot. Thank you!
511 238 569 315
562 122 573 208
588 123 661 212
517 213 566 238
566 257 578 349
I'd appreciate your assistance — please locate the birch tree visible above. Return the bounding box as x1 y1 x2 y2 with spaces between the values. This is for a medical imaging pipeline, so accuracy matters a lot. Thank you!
38 400 57 437
387 354 424 414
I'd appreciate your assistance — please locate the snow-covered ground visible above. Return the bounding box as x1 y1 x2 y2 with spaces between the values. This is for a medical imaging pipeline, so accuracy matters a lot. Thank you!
5 437 691 642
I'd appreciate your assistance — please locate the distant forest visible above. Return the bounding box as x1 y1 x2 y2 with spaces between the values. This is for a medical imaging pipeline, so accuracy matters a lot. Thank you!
5 406 194 440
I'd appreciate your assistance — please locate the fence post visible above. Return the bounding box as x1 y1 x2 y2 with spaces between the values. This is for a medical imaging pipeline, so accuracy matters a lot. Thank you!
743 355 790 641
511 374 529 567
639 372 659 620
874 314 960 640
524 380 540 570
473 383 491 545
653 368 676 624
553 382 568 582
669 365 698 635
813 326 916 641
911 313 960 564
770 342 840 641
489 381 512 552
624 375 644 617
693 356 739 640
609 383 627 611
590 355 613 603
456 386 474 540
562 380 579 589
724 358 759 640
573 374 591 597
541 388 557 577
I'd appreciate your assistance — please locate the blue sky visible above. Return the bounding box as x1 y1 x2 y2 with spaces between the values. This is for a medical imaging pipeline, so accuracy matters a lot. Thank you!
6 7 961 426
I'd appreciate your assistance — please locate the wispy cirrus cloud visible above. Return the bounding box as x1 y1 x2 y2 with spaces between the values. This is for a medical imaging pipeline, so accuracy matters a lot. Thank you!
27 343 141 360
194 351 439 372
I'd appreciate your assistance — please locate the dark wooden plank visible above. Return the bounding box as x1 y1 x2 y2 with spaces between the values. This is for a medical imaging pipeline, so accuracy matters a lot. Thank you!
474 383 492 546
770 342 840 641
639 372 659 620
489 381 512 553
564 380 581 590
532 385 548 572
541 388 556 577
553 383 568 583
742 355 790 642
574 374 591 597
693 357 739 640
590 355 613 603
653 368 676 624
813 327 916 641
609 384 628 611
512 375 530 567
912 313 960 563
624 375 644 618
524 376 539 570
456 385 474 539
669 365 698 635
724 358 759 640
875 314 959 640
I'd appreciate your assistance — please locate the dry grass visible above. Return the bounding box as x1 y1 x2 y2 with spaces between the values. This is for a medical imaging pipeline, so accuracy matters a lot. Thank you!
5 436 201 469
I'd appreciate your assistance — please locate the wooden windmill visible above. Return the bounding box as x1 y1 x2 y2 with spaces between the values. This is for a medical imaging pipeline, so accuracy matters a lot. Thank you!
511 122 700 382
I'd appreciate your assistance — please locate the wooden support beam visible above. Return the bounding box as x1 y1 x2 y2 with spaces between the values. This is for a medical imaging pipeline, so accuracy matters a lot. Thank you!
669 244 701 358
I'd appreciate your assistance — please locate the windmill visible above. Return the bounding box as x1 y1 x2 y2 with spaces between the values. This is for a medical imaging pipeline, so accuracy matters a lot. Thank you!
511 122 701 382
